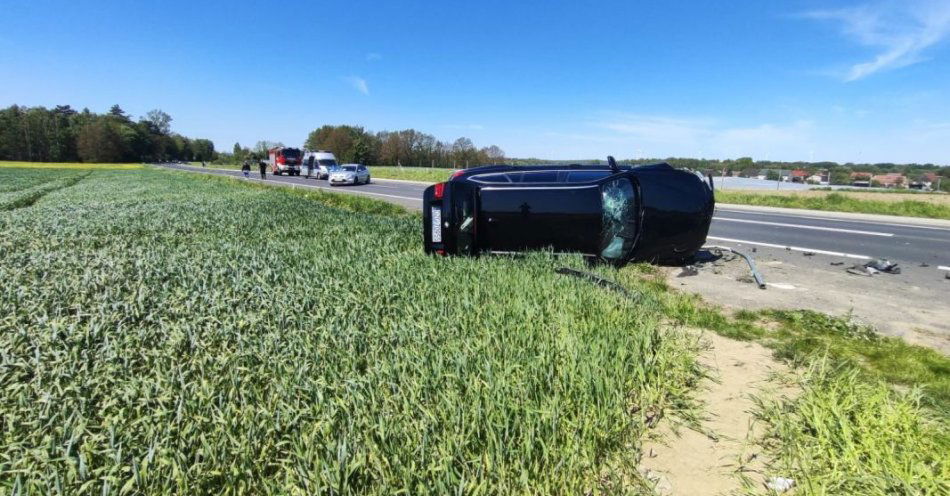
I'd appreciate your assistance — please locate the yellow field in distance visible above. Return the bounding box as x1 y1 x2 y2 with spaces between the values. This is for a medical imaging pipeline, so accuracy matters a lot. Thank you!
0 161 144 170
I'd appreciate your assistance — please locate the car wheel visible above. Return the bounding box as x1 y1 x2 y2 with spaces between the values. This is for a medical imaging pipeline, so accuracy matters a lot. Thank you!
365 175 371 184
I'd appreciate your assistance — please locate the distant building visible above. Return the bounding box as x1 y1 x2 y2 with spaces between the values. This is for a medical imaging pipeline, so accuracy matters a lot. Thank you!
850 172 872 187
790 169 809 183
871 173 906 188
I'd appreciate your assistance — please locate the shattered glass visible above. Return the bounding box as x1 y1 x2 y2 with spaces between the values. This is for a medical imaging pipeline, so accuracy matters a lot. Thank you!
600 178 637 261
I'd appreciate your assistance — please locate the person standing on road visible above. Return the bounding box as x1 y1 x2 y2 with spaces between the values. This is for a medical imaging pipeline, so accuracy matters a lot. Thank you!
258 159 266 179
241 160 251 178
306 155 315 179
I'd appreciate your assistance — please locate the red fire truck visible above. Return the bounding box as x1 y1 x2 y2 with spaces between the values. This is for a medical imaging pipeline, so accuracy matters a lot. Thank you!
267 147 303 176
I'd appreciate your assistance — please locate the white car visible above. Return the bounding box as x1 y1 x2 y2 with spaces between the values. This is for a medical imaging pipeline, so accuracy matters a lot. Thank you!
329 164 371 185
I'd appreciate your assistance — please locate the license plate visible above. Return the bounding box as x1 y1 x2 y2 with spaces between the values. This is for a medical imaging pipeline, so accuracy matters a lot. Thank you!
431 207 442 243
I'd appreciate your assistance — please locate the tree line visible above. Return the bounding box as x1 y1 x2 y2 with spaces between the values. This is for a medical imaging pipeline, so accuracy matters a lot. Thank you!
305 125 505 168
217 125 505 168
0 104 214 163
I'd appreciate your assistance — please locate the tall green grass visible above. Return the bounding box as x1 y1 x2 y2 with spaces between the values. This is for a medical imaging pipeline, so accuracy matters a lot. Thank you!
0 168 701 494
0 168 91 210
716 190 950 219
753 360 949 495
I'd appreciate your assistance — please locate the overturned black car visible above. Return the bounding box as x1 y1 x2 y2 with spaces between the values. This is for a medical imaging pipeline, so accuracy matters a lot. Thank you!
423 158 715 265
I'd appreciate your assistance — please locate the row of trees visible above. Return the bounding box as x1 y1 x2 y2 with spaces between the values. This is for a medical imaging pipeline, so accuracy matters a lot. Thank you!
302 125 505 168
0 104 214 163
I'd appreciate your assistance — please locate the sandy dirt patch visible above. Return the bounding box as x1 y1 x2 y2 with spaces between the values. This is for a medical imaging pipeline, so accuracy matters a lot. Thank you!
640 330 793 495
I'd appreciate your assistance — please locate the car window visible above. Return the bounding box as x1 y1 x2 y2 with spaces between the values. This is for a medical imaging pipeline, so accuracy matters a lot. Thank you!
519 171 559 183
567 170 612 182
358 166 366 171
470 173 510 183
343 166 357 171
600 177 638 261
318 159 337 166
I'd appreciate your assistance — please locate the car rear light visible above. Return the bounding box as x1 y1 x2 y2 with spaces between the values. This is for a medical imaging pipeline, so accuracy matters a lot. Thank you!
435 249 445 255
433 182 445 200
451 170 464 179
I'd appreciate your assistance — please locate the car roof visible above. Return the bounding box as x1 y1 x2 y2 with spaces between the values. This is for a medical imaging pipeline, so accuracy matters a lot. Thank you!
451 162 672 180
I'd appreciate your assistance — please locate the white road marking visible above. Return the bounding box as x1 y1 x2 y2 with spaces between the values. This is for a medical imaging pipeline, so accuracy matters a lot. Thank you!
716 208 950 232
767 283 797 290
706 236 871 260
939 266 950 271
714 217 893 236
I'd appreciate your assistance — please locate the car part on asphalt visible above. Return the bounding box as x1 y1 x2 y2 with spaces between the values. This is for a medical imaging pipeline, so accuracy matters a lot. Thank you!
865 258 901 274
702 245 767 289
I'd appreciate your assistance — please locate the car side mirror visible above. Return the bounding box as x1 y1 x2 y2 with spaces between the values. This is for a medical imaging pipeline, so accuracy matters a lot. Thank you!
608 155 620 173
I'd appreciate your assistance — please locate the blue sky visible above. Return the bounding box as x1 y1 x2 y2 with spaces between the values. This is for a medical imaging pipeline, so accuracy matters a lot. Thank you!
2 0 950 163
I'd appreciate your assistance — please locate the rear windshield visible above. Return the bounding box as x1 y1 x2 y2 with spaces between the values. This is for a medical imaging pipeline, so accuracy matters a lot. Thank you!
342 165 357 171
282 149 301 158
600 177 638 262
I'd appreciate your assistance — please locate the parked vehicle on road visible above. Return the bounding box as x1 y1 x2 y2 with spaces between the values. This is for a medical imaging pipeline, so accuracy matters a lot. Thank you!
303 150 339 179
268 147 302 176
329 164 371 186
422 158 715 265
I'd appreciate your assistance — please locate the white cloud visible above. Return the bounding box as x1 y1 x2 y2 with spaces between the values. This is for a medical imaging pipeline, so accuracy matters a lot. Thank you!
587 114 813 160
366 52 382 62
343 76 369 95
804 1 950 81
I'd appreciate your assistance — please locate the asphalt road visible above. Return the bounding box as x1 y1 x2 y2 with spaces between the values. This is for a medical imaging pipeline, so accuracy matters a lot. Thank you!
160 163 950 272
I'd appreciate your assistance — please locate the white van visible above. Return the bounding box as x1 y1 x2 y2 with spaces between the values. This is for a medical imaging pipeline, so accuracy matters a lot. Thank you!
302 150 338 179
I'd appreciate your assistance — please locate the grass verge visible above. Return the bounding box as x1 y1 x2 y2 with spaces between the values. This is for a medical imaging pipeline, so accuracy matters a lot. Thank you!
717 190 950 220
0 160 143 170
1 167 702 494
753 360 949 494
369 166 453 183
616 265 949 493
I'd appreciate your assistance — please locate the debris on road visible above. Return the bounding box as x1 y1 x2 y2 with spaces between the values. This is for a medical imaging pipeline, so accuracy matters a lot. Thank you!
845 259 902 276
703 245 767 289
865 258 901 274
830 261 844 266
766 476 795 493
678 265 699 277
846 264 875 277
803 251 815 256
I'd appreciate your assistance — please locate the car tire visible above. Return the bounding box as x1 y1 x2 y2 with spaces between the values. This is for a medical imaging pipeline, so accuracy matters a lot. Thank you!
365 175 371 184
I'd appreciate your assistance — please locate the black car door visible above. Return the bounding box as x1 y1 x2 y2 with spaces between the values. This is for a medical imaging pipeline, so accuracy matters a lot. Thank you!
477 173 602 253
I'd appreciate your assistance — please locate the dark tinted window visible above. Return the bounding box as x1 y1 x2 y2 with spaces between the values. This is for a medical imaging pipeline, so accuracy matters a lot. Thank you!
470 173 510 183
317 159 337 166
283 149 301 158
519 171 559 183
567 170 612 183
